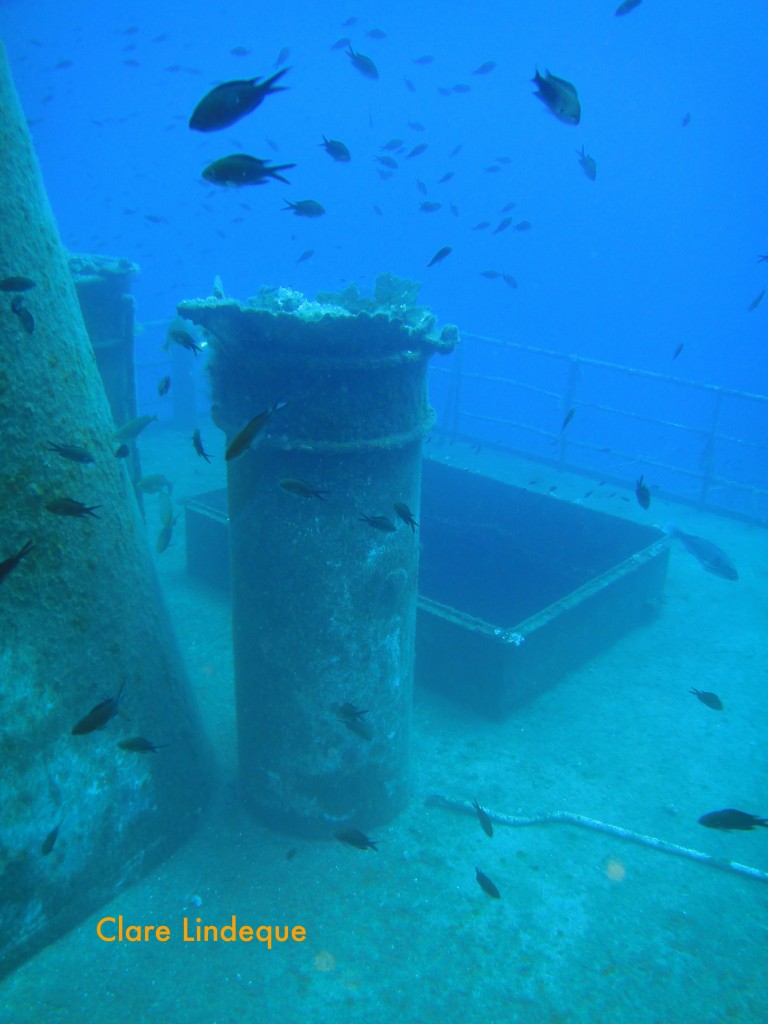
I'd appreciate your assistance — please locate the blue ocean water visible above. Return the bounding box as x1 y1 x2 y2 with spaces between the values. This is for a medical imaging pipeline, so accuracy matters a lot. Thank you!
1 1 767 1021
3 0 767 516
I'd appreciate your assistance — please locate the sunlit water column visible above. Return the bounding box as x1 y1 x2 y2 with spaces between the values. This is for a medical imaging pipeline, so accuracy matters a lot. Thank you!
180 287 457 833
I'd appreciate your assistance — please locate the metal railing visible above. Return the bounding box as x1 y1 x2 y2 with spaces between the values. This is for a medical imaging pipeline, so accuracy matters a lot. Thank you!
430 332 768 524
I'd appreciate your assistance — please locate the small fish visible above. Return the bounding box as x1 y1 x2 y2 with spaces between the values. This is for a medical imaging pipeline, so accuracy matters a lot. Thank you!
381 138 403 150
0 540 34 584
502 274 518 289
689 688 723 711
165 320 202 355
493 216 513 235
283 199 325 218
577 144 596 181
472 221 490 231
41 820 63 856
408 121 426 132
481 270 501 279
136 474 173 494
71 684 124 734
376 154 399 170
335 702 368 723
366 28 387 40
393 502 418 531
335 703 373 741
438 172 454 183
117 736 167 753
532 68 581 125
157 375 171 396
475 867 500 898
156 513 179 553
698 809 767 831
635 476 651 509
681 112 692 127
202 154 295 187
320 136 351 162
427 245 452 267
189 69 290 131
279 478 329 499
46 498 101 518
192 428 212 462
664 524 738 580
472 800 493 838
747 289 765 312
114 444 130 459
0 275 36 291
473 61 496 76
419 201 442 213
274 46 290 68
225 401 287 461
47 441 95 463
158 490 174 528
336 828 379 850
359 514 397 532
230 46 251 57
514 220 532 232
346 46 379 80
615 0 642 15
330 37 351 51
560 408 575 433
672 343 684 360
113 414 157 441
413 55 434 65
11 295 34 333
406 143 428 159
296 249 315 264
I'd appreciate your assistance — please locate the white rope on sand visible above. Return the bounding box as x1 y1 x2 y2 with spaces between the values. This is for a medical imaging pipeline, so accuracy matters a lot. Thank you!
425 794 768 885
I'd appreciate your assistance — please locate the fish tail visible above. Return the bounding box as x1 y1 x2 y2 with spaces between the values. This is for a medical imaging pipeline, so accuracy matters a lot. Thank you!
263 67 291 92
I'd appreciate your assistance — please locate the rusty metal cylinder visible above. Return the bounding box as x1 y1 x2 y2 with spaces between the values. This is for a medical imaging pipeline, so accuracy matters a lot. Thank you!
180 286 457 834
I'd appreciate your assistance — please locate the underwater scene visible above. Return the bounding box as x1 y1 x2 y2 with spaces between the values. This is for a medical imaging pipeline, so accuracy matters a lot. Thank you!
0 0 766 1021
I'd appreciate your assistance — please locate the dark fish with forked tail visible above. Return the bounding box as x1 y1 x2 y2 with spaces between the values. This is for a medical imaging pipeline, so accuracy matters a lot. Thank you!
46 498 101 519
202 155 296 187
225 401 287 461
689 688 723 711
71 684 125 734
698 809 767 831
475 867 500 898
532 69 581 125
189 68 290 132
41 820 64 855
664 524 738 580
0 540 34 584
47 441 95 463
393 502 418 531
472 800 493 838
117 737 167 753
336 828 379 850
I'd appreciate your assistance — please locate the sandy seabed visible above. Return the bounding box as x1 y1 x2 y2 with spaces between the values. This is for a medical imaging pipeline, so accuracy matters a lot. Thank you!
2 430 766 1024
